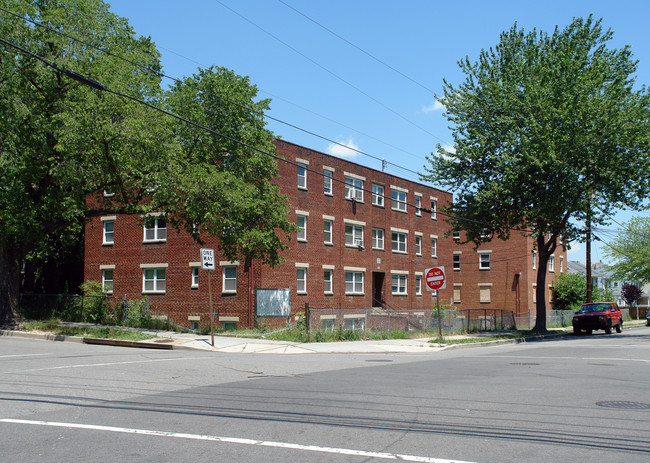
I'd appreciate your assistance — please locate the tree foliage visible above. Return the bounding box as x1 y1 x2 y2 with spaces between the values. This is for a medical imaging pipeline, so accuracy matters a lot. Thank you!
421 16 650 333
621 283 643 307
603 217 650 284
0 0 293 327
552 272 612 311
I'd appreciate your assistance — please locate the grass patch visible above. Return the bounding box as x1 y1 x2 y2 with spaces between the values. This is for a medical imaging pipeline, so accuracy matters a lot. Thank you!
24 319 156 341
430 332 531 345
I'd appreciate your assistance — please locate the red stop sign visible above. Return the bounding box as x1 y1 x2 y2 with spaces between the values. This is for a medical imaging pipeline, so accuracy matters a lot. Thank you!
425 266 446 290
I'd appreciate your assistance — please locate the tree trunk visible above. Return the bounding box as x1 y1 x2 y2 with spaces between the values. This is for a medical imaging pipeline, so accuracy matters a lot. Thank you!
0 245 22 328
532 235 551 334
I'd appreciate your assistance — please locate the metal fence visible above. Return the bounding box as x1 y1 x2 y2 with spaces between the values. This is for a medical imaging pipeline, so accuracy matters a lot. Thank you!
17 293 149 325
304 307 517 335
514 308 634 330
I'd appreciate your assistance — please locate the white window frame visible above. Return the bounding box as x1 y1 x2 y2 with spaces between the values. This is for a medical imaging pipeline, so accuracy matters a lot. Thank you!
344 175 364 202
415 274 422 296
323 169 333 195
549 255 555 272
391 231 407 254
143 217 167 242
430 198 438 220
345 270 364 295
297 213 307 242
392 272 408 295
141 265 167 293
222 266 237 293
431 236 438 258
415 194 422 216
532 250 537 269
372 184 384 207
391 188 407 212
345 223 364 247
101 266 114 294
297 267 307 294
415 234 422 256
323 268 333 294
560 255 564 273
102 217 115 245
479 252 491 270
453 252 461 271
323 219 333 245
191 266 199 288
372 228 384 250
297 161 308 190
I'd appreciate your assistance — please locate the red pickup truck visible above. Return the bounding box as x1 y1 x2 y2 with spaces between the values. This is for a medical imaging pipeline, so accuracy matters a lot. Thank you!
572 302 623 335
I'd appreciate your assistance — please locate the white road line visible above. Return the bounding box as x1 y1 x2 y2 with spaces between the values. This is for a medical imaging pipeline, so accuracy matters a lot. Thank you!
21 356 202 372
472 355 650 363
0 419 476 463
0 353 50 359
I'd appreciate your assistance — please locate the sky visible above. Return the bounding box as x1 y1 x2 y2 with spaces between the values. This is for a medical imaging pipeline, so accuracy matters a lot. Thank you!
104 0 650 263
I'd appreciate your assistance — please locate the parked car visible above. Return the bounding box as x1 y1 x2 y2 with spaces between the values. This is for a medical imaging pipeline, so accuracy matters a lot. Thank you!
572 302 623 335
646 310 650 326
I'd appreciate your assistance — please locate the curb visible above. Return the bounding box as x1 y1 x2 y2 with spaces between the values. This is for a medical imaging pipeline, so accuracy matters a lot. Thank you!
0 329 83 343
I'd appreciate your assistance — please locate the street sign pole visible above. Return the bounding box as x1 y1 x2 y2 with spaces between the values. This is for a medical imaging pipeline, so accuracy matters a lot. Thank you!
436 293 443 341
425 266 446 341
208 270 214 347
200 248 216 347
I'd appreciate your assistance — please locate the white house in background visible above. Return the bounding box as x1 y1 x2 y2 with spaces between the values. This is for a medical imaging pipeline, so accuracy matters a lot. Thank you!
568 261 650 306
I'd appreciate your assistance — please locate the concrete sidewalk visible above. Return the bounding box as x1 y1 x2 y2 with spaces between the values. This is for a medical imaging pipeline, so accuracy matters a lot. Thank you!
3 322 645 354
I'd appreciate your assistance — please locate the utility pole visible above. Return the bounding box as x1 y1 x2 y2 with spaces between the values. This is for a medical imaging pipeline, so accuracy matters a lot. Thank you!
585 202 593 303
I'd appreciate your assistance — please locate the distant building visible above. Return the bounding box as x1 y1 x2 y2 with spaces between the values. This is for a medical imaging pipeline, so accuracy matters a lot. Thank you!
568 261 650 306
84 139 563 329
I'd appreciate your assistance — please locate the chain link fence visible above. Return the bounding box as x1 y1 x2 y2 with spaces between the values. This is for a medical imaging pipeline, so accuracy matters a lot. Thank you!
304 307 517 335
17 293 152 326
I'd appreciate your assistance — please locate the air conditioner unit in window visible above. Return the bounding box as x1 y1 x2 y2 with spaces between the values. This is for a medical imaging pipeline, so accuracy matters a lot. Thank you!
354 238 364 248
346 188 363 201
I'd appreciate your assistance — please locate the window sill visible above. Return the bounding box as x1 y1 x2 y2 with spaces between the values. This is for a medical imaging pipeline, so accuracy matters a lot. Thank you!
372 203 385 208
392 293 408 297
392 250 407 255
142 291 165 295
345 292 364 296
297 291 307 295
102 242 114 247
143 240 167 244
324 291 333 296
391 208 407 214
298 186 308 191
324 242 333 246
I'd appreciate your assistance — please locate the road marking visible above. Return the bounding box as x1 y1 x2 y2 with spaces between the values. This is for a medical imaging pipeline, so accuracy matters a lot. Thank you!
0 419 476 463
473 355 650 363
0 354 50 359
20 356 203 372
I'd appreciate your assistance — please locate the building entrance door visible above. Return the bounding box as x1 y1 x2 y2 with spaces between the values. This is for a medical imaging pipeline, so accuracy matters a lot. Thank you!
372 272 385 308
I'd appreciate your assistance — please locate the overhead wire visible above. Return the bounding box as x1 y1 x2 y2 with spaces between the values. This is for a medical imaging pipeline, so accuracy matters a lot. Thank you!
0 5 428 182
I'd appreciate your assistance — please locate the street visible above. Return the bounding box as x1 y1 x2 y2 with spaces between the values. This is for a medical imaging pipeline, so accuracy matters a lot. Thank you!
1 328 649 462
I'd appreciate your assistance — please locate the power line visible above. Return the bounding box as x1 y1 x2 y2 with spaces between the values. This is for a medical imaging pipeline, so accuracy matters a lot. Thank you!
0 5 427 181
277 0 437 95
212 0 449 146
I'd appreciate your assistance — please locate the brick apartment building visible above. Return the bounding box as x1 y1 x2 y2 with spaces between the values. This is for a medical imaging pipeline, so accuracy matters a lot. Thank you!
84 139 564 329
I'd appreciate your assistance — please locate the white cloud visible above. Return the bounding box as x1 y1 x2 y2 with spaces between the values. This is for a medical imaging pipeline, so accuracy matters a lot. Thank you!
440 144 456 154
422 100 445 113
326 138 359 158
567 243 582 261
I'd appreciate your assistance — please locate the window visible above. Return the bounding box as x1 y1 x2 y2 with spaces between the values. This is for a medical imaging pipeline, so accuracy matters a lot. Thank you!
549 255 555 272
345 271 364 294
479 284 491 303
415 235 422 256
297 214 307 241
532 250 537 269
323 219 333 244
345 317 365 332
392 273 407 295
324 269 333 294
415 195 422 216
102 219 114 245
191 267 199 288
372 228 384 250
297 162 307 189
222 266 237 293
415 275 422 295
345 176 364 201
560 256 564 273
323 170 332 195
453 285 461 303
453 253 461 270
479 252 491 270
144 218 166 242
391 189 407 212
431 199 437 220
297 268 307 294
143 268 166 293
102 269 114 293
372 184 384 206
431 237 437 258
345 224 364 247
321 318 335 332
392 231 407 253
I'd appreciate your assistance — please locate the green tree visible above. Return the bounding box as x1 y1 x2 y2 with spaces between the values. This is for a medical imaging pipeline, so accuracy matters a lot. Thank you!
0 0 293 327
603 217 650 284
552 272 612 312
421 16 650 333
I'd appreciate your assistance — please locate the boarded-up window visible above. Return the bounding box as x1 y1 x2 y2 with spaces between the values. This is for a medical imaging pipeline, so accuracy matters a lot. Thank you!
479 285 491 303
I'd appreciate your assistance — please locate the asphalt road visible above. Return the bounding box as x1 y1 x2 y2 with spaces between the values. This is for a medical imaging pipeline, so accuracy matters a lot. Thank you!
1 328 649 462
